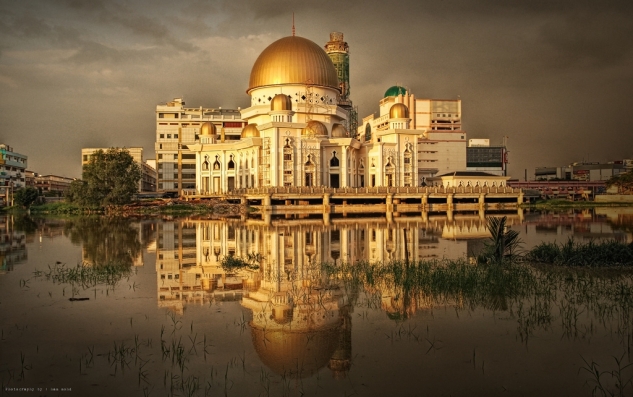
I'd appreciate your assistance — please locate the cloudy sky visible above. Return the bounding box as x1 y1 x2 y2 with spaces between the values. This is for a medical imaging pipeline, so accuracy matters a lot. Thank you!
1 0 632 179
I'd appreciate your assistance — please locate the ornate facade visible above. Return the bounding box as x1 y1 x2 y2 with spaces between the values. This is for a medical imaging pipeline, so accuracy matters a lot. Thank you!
188 33 469 193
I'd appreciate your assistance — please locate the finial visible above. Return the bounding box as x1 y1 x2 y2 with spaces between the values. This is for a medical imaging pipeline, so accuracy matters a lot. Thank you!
292 13 295 36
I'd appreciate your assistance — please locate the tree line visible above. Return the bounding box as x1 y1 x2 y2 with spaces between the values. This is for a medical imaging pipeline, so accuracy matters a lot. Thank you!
11 148 141 209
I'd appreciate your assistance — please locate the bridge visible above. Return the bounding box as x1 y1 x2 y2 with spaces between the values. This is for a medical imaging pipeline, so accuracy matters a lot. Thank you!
182 186 524 220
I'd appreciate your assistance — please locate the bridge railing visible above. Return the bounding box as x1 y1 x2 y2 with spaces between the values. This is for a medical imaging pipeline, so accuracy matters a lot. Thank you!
229 185 520 196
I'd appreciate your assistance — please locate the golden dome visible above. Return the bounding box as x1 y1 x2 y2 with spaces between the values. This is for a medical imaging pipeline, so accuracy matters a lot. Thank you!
331 123 348 138
251 327 339 378
199 122 216 136
241 123 260 138
302 120 328 137
270 94 293 111
248 36 339 93
389 103 410 119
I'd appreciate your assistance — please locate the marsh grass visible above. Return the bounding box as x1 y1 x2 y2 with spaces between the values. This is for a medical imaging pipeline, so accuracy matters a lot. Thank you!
526 238 633 267
34 262 134 291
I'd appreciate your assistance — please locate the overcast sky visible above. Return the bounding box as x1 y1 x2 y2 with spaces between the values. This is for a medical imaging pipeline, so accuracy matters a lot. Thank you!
1 0 632 179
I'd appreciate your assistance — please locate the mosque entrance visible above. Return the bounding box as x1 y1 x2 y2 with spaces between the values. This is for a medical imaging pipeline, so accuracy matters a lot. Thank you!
386 174 394 187
228 177 235 192
202 177 209 194
330 174 340 188
305 173 314 187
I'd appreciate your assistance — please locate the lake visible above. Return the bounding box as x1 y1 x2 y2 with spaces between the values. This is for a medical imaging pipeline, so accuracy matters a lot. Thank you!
1 208 633 396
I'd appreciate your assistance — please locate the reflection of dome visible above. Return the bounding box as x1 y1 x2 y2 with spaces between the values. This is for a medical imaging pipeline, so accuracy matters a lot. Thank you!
389 103 409 119
241 124 260 138
271 94 292 111
331 123 348 138
248 36 339 93
251 327 339 378
384 85 407 98
302 120 328 136
200 122 216 136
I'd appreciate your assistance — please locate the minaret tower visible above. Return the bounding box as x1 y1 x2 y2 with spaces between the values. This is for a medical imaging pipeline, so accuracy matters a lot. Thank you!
325 32 358 136
324 32 350 105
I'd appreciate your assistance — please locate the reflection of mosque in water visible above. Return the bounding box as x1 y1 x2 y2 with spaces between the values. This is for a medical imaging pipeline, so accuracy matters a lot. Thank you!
155 214 523 377
0 216 27 274
155 215 525 308
155 214 525 308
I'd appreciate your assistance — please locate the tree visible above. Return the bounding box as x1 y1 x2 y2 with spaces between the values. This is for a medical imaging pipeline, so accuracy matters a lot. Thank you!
67 148 141 207
606 170 633 194
13 187 39 208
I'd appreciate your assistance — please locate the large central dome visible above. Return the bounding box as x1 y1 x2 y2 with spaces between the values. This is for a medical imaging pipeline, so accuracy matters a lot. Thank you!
248 36 339 93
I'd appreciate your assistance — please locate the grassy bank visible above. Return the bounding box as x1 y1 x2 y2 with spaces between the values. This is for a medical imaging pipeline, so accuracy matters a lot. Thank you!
521 199 633 209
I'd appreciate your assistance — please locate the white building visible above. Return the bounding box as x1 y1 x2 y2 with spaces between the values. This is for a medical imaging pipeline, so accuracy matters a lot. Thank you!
0 144 28 207
186 34 474 194
154 99 245 192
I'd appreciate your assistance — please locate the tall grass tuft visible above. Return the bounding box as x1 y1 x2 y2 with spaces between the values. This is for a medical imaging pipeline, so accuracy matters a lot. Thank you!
477 216 522 265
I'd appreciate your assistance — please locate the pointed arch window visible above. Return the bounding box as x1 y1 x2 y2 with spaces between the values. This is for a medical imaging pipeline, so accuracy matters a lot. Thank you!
283 139 293 161
330 151 339 167
228 155 235 170
213 156 221 170
202 155 209 171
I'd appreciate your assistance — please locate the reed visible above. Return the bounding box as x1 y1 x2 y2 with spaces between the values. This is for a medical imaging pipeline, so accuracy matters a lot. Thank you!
525 238 633 267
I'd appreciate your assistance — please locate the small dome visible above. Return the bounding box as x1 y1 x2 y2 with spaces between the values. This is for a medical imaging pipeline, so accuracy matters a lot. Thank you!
241 124 260 138
384 86 407 98
271 94 293 111
302 120 328 137
389 103 409 119
331 123 348 138
200 122 216 136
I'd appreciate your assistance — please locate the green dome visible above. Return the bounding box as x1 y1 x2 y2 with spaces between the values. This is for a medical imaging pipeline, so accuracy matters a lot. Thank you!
384 86 407 98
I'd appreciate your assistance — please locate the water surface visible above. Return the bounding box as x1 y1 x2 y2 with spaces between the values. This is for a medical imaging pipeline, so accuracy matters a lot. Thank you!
1 209 633 396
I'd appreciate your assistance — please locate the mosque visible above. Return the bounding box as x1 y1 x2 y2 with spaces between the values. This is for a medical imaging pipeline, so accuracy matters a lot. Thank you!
156 31 505 194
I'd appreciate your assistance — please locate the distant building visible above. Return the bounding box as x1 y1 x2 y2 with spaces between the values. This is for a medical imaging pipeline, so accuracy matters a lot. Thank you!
154 98 245 193
34 174 75 196
0 144 28 207
535 160 632 181
81 147 157 192
25 170 36 188
466 139 508 176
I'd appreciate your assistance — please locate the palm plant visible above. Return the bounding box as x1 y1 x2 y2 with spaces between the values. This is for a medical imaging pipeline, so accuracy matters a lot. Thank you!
479 216 522 265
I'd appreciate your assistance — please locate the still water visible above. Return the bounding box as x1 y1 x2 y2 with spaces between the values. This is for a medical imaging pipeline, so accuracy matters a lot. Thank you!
1 208 633 396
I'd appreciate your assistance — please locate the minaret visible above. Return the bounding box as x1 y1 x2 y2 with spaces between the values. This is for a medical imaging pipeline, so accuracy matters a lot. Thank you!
325 32 358 137
324 32 350 105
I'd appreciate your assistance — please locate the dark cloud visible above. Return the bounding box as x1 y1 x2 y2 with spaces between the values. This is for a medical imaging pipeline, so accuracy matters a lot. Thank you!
1 0 632 178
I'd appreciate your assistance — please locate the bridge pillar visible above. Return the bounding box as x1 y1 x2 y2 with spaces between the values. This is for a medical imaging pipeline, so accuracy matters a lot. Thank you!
421 194 428 207
517 192 524 204
447 193 454 211
323 212 331 226
479 194 485 209
447 210 454 222
422 211 428 223
263 194 272 207
386 194 394 213
323 193 331 214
